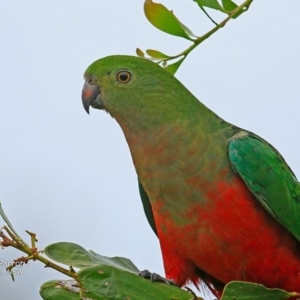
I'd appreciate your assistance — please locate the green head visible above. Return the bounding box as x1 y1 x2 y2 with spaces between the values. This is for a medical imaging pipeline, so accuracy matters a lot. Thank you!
82 55 202 128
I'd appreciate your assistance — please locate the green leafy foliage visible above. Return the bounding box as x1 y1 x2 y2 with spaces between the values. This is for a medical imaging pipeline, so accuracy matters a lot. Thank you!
77 264 193 300
144 0 195 40
42 242 300 300
193 0 246 18
42 242 193 300
166 57 185 75
40 280 86 300
221 0 238 12
193 0 225 12
44 242 139 272
193 0 241 14
140 0 253 74
221 281 300 300
146 49 171 59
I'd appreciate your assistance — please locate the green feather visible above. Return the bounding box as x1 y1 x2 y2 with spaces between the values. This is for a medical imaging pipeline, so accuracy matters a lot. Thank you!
229 134 300 241
138 181 157 236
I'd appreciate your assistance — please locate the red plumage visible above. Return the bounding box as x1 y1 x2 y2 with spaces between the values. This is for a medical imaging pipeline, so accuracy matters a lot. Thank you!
153 175 300 298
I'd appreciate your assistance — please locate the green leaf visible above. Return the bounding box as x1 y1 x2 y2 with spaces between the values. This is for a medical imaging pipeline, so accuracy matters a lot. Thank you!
146 49 170 59
42 243 192 299
44 242 99 268
144 0 193 40
165 57 185 75
193 0 225 12
177 22 198 39
0 201 25 244
221 0 238 12
221 0 246 19
221 281 300 300
44 242 139 273
90 249 139 273
40 280 81 300
78 264 193 300
40 279 99 300
136 48 145 58
43 243 193 299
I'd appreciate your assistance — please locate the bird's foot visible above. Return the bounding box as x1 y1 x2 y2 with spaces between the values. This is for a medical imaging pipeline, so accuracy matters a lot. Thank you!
138 269 176 285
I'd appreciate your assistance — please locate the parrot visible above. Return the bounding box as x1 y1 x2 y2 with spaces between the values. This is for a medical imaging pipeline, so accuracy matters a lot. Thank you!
81 55 300 298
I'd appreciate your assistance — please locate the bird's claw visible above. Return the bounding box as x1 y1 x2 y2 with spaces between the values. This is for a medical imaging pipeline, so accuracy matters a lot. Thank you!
138 269 176 285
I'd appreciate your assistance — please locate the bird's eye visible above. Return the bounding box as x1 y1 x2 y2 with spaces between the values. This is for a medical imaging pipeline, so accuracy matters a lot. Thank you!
116 71 132 83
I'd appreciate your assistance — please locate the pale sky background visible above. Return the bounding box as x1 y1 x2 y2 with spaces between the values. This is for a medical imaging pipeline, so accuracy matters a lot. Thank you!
0 1 300 299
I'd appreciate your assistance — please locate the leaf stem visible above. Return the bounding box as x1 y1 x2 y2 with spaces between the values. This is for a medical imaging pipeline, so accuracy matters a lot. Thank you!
0 226 77 280
198 5 218 26
149 0 253 73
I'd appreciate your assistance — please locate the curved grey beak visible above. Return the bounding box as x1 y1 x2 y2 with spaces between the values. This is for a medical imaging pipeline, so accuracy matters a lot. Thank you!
82 81 102 114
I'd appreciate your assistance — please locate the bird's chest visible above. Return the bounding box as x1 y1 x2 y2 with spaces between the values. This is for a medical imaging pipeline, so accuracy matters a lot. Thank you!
127 125 233 227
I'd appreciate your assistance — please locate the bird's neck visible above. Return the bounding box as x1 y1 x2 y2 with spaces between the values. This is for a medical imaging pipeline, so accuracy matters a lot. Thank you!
114 103 226 179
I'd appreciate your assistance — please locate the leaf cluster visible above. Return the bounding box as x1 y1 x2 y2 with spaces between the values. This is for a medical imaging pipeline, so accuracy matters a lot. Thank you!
137 0 252 74
1 203 299 299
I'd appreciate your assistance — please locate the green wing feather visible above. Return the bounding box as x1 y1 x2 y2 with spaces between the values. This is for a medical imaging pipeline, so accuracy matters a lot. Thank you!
229 133 300 241
138 181 157 236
